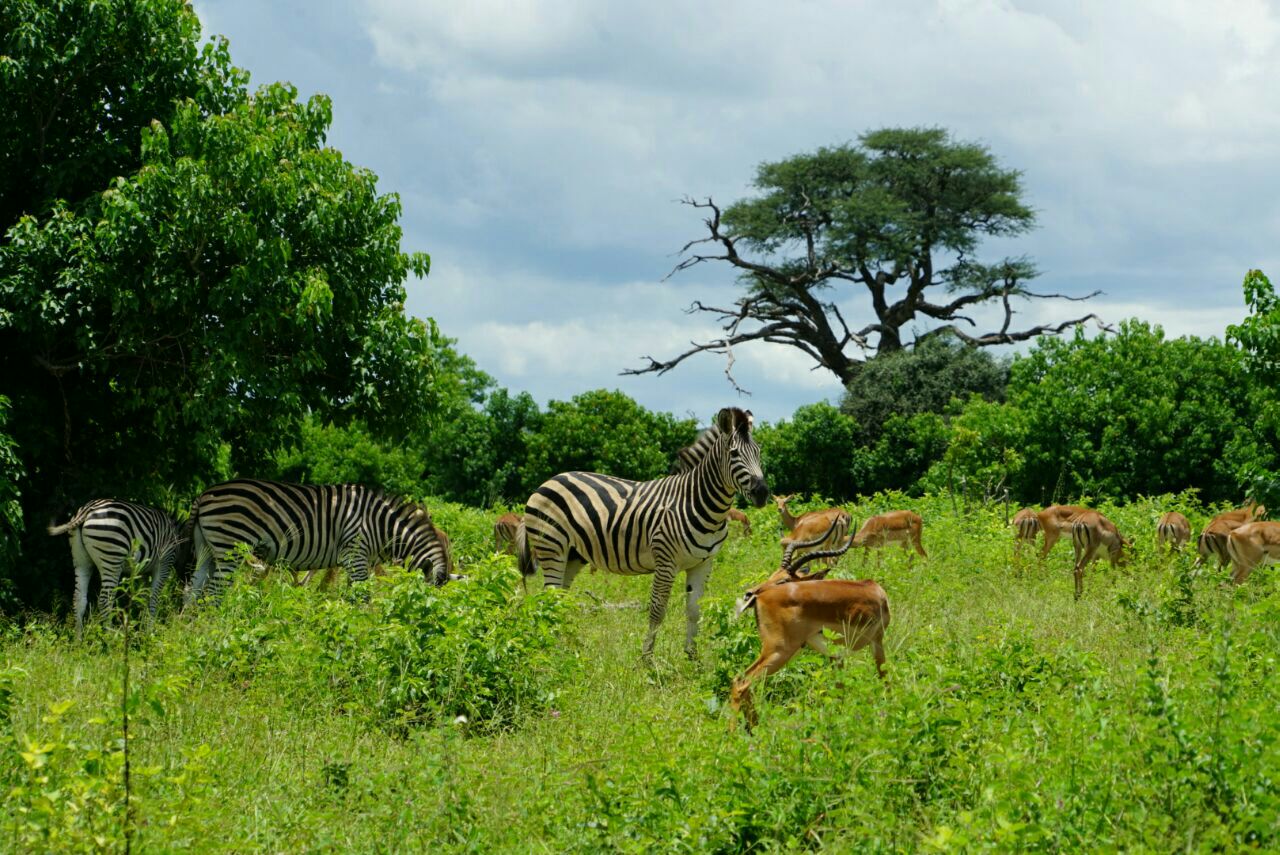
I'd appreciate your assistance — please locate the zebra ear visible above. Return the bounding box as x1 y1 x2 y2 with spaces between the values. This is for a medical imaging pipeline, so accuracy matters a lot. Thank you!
715 408 735 433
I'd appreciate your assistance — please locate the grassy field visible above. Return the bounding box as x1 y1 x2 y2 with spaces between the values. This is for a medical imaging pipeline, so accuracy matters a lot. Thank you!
4 492 1280 852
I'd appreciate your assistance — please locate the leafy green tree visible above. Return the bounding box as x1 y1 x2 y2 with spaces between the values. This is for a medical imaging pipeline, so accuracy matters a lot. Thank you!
1227 269 1280 506
840 333 1007 443
852 412 949 496
1004 321 1259 503
920 395 1029 498
0 3 443 604
627 128 1102 388
273 417 429 500
521 390 697 489
422 388 544 507
755 403 858 499
0 0 241 232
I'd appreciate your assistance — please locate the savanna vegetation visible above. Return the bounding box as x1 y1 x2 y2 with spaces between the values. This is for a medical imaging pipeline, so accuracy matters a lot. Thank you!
4 2 1280 852
7 495 1280 851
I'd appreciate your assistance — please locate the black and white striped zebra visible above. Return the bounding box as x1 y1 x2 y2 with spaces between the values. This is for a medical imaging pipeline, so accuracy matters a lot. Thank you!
519 407 769 659
185 479 452 602
49 499 190 637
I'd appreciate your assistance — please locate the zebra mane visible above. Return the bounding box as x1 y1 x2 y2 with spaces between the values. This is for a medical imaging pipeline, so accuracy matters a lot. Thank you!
668 425 723 475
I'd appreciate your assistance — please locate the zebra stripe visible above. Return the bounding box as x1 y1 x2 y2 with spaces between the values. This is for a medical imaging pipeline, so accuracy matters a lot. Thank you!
49 499 188 637
521 407 769 659
186 479 450 602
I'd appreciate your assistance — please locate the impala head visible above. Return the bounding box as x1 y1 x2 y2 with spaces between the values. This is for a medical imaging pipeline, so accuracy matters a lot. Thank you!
718 407 769 508
772 494 795 512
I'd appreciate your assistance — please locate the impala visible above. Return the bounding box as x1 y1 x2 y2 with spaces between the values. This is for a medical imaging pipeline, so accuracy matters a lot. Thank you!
1197 502 1266 569
1225 521 1280 585
851 510 926 565
1070 510 1130 600
1012 507 1041 558
731 524 889 732
1155 511 1191 552
773 494 852 568
494 512 523 555
726 508 752 536
1036 505 1091 558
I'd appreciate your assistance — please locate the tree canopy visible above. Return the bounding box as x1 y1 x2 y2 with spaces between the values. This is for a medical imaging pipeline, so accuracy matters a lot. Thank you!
626 128 1105 389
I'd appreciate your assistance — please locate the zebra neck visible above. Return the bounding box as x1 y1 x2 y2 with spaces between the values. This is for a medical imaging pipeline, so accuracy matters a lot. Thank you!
690 439 736 516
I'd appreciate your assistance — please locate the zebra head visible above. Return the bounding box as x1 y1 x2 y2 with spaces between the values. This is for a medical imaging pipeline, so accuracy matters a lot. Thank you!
397 506 454 586
717 407 769 508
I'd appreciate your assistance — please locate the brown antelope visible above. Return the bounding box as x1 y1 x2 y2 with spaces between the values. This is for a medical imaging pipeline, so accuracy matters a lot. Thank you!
494 512 523 555
1197 502 1267 569
1012 507 1041 558
1070 510 1130 600
726 508 752 536
1226 521 1280 585
1155 511 1191 552
731 524 889 732
774 494 852 567
1036 505 1090 558
851 511 926 565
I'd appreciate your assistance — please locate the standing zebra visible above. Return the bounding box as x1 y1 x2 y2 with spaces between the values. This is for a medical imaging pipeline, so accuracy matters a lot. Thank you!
185 479 452 602
520 407 769 660
49 499 190 637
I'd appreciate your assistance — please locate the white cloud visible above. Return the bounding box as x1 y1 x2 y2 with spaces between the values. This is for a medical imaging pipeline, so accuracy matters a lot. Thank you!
193 0 1280 419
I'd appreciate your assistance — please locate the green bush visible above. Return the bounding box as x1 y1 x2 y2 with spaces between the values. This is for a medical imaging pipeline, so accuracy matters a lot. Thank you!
177 558 576 733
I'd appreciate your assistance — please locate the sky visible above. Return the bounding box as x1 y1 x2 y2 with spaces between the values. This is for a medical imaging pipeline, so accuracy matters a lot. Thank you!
193 0 1280 422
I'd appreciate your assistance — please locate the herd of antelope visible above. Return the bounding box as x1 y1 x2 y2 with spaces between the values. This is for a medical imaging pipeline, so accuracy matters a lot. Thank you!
1012 500 1279 592
496 494 1280 729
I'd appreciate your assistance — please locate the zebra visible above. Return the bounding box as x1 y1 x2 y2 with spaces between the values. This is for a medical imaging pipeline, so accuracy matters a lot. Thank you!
185 479 453 603
49 499 191 637
519 407 769 660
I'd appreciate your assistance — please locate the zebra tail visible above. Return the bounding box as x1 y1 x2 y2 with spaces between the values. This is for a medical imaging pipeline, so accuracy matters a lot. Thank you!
515 522 536 580
47 519 76 536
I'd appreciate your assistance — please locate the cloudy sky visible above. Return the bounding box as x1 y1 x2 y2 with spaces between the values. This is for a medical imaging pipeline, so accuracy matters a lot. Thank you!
194 0 1280 422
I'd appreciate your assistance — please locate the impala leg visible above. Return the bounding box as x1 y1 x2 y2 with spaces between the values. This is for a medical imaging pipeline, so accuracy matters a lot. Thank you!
1040 526 1058 559
684 559 712 659
729 642 802 733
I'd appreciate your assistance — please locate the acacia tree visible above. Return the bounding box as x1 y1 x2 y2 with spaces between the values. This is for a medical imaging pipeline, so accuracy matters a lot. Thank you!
626 128 1106 388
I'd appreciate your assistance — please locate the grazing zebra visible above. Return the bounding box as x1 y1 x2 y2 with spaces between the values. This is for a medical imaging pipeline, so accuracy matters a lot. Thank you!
49 499 190 637
185 479 452 602
520 407 769 660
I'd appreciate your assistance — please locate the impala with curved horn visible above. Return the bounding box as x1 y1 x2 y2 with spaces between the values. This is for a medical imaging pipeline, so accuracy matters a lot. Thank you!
731 520 890 732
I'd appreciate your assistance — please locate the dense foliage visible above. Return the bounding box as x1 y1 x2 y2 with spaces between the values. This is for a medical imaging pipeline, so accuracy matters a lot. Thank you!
840 334 1008 443
0 0 452 604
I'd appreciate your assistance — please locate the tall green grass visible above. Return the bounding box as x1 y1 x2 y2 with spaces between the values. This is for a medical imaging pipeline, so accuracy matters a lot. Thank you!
3 493 1279 851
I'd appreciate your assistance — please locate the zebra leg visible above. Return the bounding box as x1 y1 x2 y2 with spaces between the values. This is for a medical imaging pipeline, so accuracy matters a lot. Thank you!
683 559 712 660
72 558 93 640
97 560 125 623
642 564 678 662
148 554 174 627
